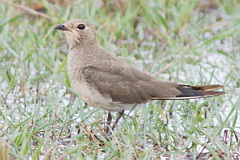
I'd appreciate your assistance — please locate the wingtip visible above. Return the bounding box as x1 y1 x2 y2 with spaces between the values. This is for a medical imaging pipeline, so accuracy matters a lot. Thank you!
202 90 226 96
151 90 225 100
150 84 225 100
174 84 226 99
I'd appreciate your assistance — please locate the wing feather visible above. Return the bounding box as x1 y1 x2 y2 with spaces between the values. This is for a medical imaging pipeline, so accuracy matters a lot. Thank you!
82 61 224 104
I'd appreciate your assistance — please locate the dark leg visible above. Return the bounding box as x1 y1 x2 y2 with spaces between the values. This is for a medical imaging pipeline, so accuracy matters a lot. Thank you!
105 112 112 134
111 111 124 131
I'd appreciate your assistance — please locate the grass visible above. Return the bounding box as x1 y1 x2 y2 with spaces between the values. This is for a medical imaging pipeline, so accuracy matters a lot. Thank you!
0 0 240 159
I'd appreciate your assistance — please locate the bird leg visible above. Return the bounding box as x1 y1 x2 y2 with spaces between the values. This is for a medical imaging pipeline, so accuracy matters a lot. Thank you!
111 111 124 131
105 112 112 134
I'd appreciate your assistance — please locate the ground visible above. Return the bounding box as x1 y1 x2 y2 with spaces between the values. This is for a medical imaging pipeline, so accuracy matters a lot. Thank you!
0 0 239 159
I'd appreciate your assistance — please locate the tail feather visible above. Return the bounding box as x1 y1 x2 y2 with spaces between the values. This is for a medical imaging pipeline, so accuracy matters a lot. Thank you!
191 85 223 91
151 84 225 100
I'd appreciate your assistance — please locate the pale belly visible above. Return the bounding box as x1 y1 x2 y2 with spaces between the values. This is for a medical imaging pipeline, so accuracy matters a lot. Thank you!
71 81 135 112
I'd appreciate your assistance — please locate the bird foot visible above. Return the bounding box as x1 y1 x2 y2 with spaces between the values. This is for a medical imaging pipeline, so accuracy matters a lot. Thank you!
104 111 124 136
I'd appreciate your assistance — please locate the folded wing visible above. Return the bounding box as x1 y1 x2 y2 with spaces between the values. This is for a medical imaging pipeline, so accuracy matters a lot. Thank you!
82 61 224 104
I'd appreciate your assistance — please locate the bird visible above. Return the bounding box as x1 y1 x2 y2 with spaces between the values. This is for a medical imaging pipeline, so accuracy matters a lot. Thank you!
54 19 225 133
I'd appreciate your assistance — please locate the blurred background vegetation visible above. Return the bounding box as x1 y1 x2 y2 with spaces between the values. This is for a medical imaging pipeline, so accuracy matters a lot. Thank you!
0 0 240 159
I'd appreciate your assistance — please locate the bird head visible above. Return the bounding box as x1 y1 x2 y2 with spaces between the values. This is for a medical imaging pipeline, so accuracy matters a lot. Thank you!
54 19 97 49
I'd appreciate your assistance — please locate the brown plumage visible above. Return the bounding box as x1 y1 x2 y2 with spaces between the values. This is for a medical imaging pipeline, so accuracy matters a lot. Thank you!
54 19 225 113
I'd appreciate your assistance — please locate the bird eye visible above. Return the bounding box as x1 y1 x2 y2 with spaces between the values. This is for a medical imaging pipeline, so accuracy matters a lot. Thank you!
77 24 85 30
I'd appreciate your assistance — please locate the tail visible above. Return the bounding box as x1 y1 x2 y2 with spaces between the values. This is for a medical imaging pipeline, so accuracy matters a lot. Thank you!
151 84 225 100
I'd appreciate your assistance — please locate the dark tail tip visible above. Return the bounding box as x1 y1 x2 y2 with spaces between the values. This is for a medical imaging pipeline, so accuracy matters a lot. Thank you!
176 84 225 98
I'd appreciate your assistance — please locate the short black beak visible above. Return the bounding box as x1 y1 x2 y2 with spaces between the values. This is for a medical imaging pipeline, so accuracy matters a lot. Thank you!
54 24 67 31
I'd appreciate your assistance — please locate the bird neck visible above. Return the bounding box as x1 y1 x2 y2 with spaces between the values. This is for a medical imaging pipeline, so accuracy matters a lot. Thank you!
69 40 98 50
68 41 101 64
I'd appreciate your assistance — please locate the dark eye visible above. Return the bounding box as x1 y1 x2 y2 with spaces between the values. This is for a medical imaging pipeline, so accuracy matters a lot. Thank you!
77 24 85 30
